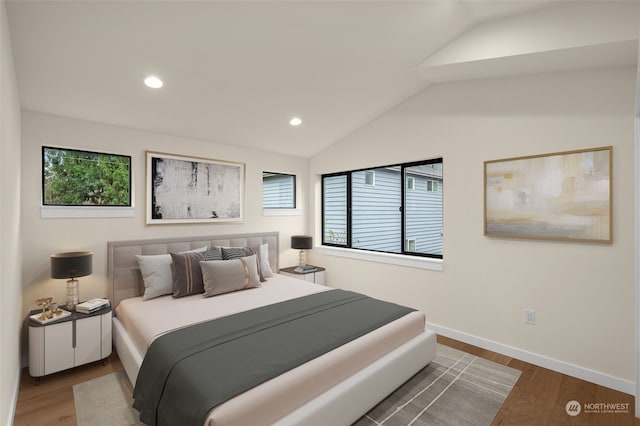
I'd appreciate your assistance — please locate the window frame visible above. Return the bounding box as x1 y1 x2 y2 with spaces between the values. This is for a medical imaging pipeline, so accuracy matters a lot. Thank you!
42 145 132 207
321 157 443 260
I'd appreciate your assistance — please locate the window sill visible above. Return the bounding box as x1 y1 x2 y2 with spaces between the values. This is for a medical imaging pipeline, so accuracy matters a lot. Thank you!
41 206 135 218
314 245 443 271
263 209 303 217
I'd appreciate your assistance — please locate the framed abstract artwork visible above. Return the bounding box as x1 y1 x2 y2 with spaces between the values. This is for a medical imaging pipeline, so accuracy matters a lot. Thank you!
484 146 612 243
146 151 245 224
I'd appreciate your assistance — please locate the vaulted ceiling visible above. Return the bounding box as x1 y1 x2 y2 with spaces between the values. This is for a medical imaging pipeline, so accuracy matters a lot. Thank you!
6 1 636 158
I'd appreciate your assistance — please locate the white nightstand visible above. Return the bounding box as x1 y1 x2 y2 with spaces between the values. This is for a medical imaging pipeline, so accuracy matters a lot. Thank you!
28 304 112 382
279 266 326 285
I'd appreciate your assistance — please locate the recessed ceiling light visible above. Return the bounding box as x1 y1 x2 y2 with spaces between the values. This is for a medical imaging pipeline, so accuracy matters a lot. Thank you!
144 76 163 89
289 117 302 126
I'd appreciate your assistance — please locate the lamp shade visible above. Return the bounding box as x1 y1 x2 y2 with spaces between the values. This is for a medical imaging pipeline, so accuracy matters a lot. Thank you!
51 251 93 279
291 235 313 250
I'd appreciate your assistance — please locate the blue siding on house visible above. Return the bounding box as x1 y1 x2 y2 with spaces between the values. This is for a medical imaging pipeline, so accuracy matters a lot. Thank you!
263 173 295 208
405 176 443 256
323 175 348 245
352 168 402 253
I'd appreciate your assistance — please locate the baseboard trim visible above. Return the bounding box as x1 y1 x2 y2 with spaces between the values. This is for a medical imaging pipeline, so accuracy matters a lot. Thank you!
427 322 635 396
5 367 20 426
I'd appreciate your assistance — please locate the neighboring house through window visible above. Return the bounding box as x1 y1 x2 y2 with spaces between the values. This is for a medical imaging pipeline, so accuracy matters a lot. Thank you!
322 158 443 258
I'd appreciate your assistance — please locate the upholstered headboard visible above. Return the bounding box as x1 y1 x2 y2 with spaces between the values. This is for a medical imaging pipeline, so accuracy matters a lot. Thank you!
107 232 279 312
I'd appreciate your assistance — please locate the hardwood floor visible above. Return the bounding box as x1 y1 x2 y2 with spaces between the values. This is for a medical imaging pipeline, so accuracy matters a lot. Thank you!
13 355 123 426
12 336 640 425
438 336 640 426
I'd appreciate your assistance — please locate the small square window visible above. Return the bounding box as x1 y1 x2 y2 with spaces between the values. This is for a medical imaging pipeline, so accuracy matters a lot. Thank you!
405 238 416 252
427 180 439 192
407 176 415 191
365 170 375 186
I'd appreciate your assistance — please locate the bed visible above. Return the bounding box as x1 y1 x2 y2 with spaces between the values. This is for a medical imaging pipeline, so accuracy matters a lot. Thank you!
108 232 437 425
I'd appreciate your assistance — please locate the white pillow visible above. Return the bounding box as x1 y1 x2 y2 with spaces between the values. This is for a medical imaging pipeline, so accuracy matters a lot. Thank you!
258 243 273 278
136 246 207 300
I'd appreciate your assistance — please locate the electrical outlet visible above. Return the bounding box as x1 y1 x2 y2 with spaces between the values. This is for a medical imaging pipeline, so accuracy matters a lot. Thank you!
524 309 536 325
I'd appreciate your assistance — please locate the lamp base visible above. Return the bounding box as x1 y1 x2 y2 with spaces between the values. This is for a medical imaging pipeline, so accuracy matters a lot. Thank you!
298 249 307 268
66 278 79 310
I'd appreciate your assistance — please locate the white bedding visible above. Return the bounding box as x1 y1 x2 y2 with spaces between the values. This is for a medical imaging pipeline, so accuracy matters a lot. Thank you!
116 274 427 425
116 274 331 357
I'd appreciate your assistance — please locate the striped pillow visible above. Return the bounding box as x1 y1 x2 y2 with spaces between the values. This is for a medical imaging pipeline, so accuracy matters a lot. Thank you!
203 246 223 261
170 252 205 297
221 247 247 260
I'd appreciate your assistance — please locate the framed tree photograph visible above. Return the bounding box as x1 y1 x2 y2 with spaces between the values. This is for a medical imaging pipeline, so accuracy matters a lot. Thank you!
42 146 132 207
484 146 612 243
146 151 245 224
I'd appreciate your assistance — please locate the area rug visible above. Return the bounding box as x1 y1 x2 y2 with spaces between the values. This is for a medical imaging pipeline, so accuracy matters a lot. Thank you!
73 370 142 426
355 344 521 426
74 344 520 426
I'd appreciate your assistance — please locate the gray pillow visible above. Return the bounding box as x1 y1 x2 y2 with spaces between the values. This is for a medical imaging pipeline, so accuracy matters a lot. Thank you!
171 252 205 297
200 255 261 297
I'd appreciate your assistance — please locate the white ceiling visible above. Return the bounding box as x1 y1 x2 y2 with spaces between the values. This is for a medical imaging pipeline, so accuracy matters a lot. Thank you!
5 0 579 158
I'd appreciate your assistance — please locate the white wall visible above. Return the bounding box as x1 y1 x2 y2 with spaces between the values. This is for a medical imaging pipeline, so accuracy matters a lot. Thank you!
20 111 308 341
0 0 22 423
309 67 636 391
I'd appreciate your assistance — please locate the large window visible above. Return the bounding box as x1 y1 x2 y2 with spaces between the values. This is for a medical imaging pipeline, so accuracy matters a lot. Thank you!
322 158 443 259
42 146 131 207
262 172 296 209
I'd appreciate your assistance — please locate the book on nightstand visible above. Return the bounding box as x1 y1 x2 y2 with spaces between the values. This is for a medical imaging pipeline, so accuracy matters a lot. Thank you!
294 265 317 273
76 298 110 314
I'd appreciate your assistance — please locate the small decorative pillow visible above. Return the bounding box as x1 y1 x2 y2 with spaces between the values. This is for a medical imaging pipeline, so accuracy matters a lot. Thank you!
203 246 223 261
200 255 261 297
221 247 247 260
171 252 205 297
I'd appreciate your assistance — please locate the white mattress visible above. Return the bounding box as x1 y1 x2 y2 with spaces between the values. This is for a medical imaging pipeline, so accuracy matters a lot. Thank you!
116 274 426 425
116 274 331 357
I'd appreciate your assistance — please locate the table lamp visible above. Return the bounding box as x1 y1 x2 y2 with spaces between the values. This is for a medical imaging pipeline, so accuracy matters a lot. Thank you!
291 235 313 269
51 251 93 310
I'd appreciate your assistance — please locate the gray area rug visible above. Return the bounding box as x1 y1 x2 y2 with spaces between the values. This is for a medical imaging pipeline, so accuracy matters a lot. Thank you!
74 370 142 426
74 344 520 426
355 344 521 426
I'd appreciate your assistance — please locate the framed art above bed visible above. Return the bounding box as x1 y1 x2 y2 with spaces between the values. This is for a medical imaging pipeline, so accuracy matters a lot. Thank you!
146 151 245 224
